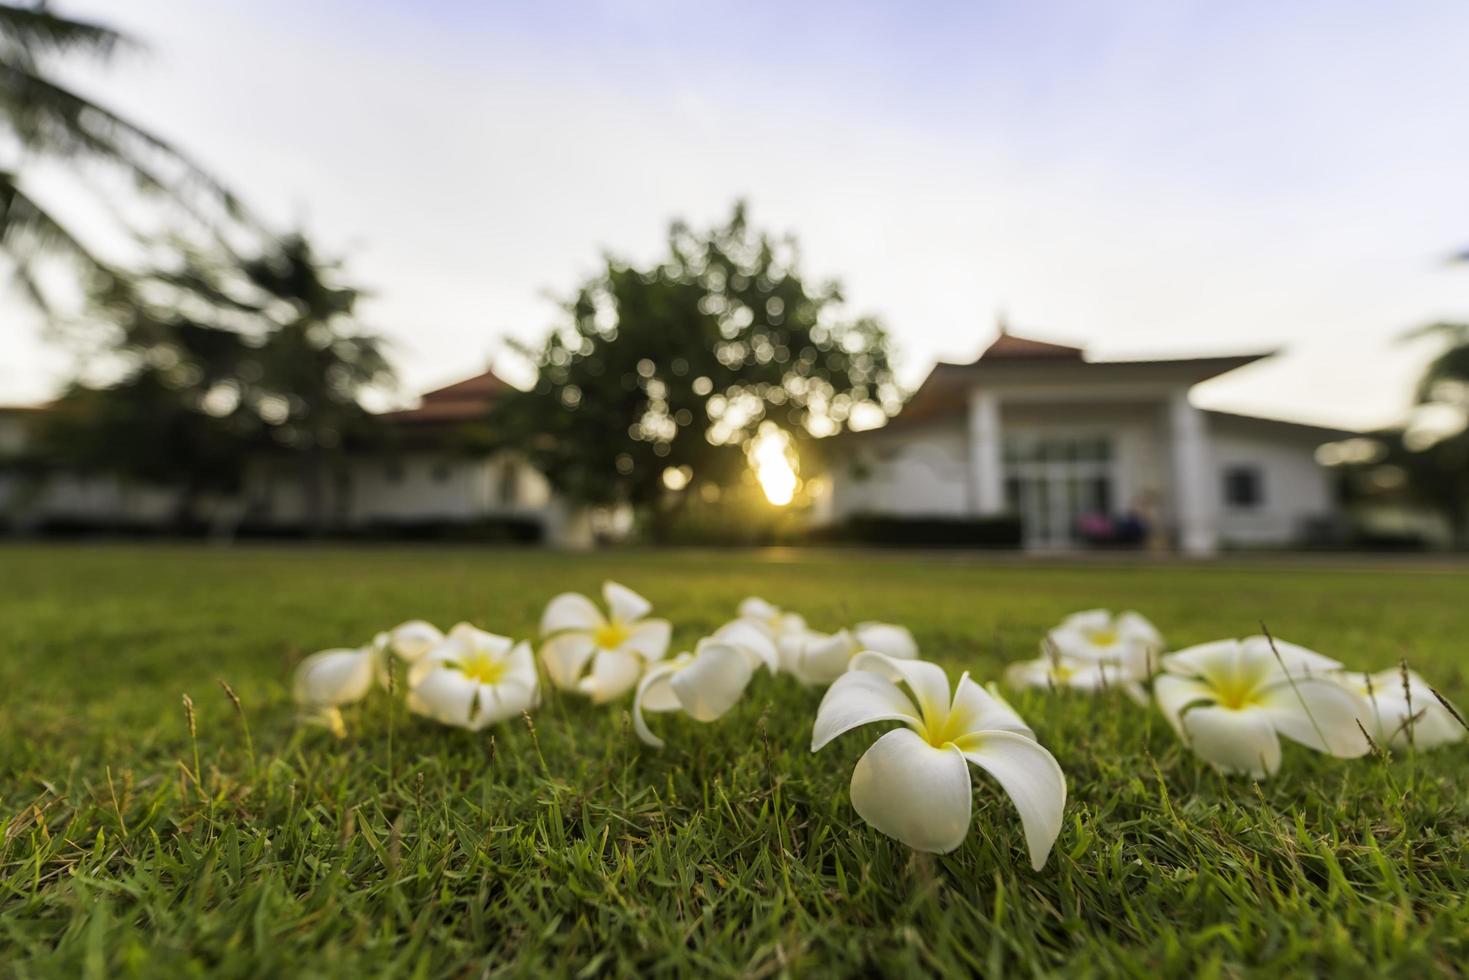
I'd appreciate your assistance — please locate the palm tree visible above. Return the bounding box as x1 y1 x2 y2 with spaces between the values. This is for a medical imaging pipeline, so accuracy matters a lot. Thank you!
0 2 241 308
1398 252 1469 546
243 234 395 534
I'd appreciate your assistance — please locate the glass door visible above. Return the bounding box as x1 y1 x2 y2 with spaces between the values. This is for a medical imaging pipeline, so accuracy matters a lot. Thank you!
1003 434 1115 549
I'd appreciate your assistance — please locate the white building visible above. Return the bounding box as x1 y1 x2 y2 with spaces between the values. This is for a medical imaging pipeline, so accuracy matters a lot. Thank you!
824 331 1353 554
2 340 1365 552
240 369 600 544
1 371 594 545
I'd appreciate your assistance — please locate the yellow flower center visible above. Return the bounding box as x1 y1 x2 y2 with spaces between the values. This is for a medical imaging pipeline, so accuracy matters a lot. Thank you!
594 621 631 650
1051 662 1076 681
455 650 507 685
1211 676 1262 711
1087 628 1118 647
907 691 968 749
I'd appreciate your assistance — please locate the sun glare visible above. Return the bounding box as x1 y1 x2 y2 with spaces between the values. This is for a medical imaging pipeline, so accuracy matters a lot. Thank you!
750 426 798 506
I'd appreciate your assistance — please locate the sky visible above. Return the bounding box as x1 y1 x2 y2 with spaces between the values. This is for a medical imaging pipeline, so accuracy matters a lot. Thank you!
4 0 1469 429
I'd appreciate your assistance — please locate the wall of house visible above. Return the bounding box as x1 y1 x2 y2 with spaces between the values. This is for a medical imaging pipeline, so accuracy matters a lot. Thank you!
1208 418 1335 547
1 413 193 527
827 418 972 519
242 451 554 528
827 402 1175 525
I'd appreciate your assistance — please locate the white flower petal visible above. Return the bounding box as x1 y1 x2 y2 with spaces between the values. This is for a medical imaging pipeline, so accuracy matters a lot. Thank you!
389 620 445 661
540 632 597 690
712 619 780 672
470 681 538 730
1405 698 1467 748
501 641 541 703
956 730 1067 871
407 667 479 728
1044 626 1100 661
1115 611 1163 649
812 669 923 751
622 618 671 662
579 647 643 703
1005 658 1055 690
632 661 683 748
775 631 810 678
640 657 688 713
293 648 375 707
1239 635 1342 679
789 630 856 685
1152 674 1217 735
848 651 951 722
603 581 653 624
448 623 515 657
540 592 605 635
669 642 754 722
1179 705 1283 778
1254 678 1371 758
776 612 808 636
854 622 919 660
1061 609 1111 631
1358 671 1465 749
1161 639 1244 682
849 728 972 854
948 673 1034 739
738 596 779 621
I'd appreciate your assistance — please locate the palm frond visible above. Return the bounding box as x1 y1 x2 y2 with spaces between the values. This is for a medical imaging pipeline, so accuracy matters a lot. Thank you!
1416 341 1469 403
0 3 130 63
0 61 247 223
1 168 103 266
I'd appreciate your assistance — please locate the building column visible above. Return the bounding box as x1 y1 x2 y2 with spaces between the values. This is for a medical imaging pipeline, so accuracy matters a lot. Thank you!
968 389 1005 515
1167 388 1218 556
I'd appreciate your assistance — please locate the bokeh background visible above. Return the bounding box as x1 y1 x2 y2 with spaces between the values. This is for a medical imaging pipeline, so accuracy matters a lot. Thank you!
2 0 1468 551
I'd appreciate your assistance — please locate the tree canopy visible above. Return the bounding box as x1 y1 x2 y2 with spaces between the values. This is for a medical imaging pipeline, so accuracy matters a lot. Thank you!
1397 320 1469 544
43 234 392 530
0 2 244 309
494 204 901 526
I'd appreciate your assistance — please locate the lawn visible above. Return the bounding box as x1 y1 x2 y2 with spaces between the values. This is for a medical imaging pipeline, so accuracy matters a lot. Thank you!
1 545 1466 977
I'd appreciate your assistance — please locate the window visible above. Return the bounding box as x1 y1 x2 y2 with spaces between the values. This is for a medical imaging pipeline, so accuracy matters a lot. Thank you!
1223 466 1263 509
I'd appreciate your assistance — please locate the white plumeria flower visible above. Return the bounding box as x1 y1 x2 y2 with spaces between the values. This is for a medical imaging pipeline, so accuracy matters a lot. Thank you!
292 644 378 736
371 619 446 687
407 623 538 730
1337 668 1465 751
383 619 445 662
779 622 920 686
1047 609 1163 676
812 652 1067 869
1005 654 1149 705
633 640 757 748
1154 636 1371 778
539 581 671 703
737 596 809 641
708 619 780 673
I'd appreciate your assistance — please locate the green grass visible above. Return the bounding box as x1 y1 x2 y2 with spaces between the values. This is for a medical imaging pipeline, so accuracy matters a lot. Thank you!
1 546 1467 978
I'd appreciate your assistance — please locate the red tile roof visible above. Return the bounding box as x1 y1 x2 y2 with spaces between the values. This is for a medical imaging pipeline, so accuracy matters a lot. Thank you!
868 333 1277 433
383 369 509 426
975 332 1085 361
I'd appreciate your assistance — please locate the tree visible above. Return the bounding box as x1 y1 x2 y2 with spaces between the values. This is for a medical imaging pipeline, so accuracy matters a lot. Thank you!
42 271 262 528
0 2 241 308
240 234 394 533
494 203 900 536
42 234 392 533
1399 320 1469 546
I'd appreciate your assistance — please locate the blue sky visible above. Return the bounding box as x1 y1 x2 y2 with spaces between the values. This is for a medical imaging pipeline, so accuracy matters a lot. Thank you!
5 0 1469 428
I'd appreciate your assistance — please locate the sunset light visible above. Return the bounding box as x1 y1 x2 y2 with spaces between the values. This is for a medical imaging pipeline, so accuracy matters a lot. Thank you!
749 425 798 506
